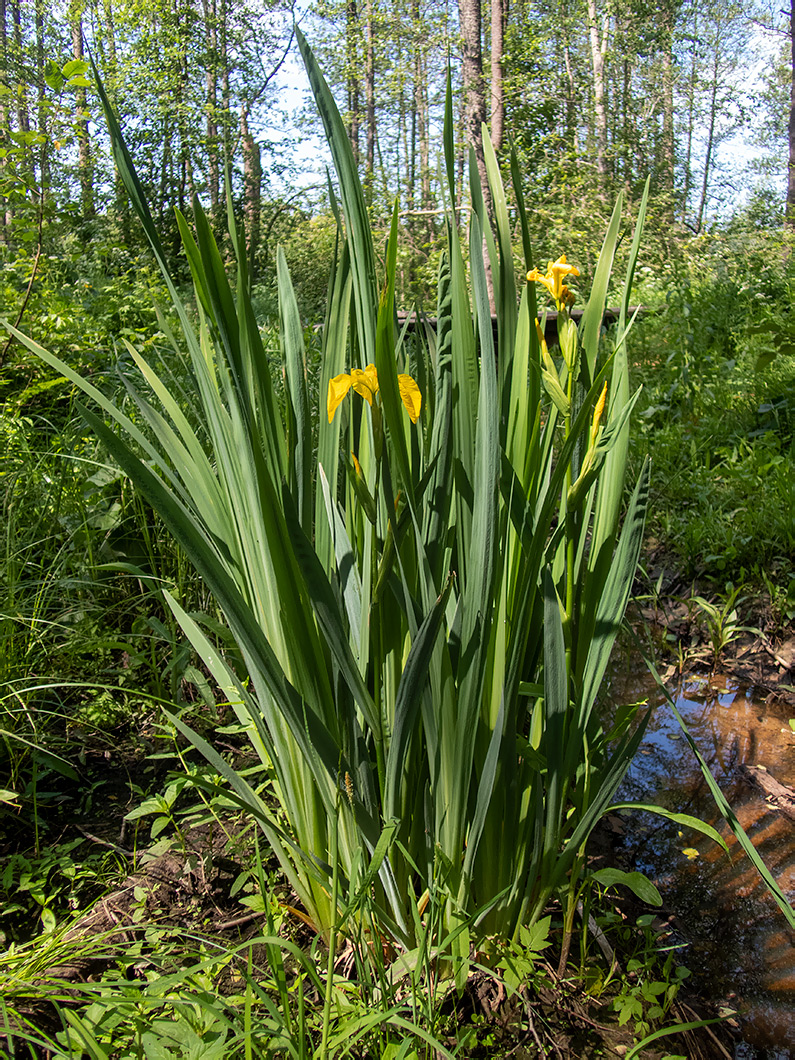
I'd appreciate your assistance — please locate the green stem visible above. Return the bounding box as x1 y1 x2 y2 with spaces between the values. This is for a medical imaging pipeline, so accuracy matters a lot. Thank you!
320 798 341 1058
372 454 386 799
564 357 575 683
374 609 386 798
32 759 39 859
557 857 582 976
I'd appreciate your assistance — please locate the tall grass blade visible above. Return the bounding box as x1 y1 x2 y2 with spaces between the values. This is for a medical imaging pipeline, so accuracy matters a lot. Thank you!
297 26 377 364
579 194 623 384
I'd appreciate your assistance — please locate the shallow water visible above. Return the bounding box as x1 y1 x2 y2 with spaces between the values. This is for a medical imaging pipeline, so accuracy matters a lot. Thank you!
608 663 795 1059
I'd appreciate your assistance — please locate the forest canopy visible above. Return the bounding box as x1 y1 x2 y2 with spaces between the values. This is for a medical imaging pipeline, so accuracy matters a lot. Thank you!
0 0 789 299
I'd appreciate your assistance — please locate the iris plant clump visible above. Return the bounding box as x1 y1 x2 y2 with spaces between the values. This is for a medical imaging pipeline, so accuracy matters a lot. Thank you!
5 33 742 969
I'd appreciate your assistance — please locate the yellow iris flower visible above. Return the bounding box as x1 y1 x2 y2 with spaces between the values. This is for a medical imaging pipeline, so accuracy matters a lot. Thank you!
351 364 379 406
590 381 608 445
327 364 422 424
527 255 580 304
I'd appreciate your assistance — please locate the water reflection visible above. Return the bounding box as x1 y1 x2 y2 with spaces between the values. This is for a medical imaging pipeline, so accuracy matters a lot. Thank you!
608 665 795 1058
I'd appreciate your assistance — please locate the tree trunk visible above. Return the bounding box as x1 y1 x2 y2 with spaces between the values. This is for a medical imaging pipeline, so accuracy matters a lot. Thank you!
35 0 49 198
562 21 576 152
660 0 675 217
621 55 630 190
174 0 189 217
219 0 230 161
70 3 94 221
410 0 431 236
586 0 608 185
100 0 129 240
364 0 376 186
0 0 11 242
346 0 360 163
490 0 504 151
202 0 220 223
694 53 719 233
418 44 430 233
241 105 261 277
11 0 28 136
102 0 116 63
681 16 697 223
787 0 795 226
457 0 490 206
458 0 495 308
408 0 418 214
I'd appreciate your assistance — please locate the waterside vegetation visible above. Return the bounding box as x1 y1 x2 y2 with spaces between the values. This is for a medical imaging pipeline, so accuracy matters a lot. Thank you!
2 26 795 1060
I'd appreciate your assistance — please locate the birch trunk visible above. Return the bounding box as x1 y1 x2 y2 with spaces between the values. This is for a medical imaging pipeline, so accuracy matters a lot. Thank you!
787 0 795 226
490 0 504 151
586 0 608 184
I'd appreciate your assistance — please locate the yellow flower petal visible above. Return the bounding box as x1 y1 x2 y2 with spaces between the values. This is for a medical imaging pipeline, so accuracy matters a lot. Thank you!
549 256 580 300
591 382 608 439
682 847 700 860
351 364 379 406
398 373 422 423
528 254 580 303
328 373 352 422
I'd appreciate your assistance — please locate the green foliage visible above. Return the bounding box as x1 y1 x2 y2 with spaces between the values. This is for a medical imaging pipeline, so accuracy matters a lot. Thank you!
495 916 552 994
575 909 693 1047
0 356 215 856
690 584 757 666
630 228 795 584
0 839 122 943
0 56 90 223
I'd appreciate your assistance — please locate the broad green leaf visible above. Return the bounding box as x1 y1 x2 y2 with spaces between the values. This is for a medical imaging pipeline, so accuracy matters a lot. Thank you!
422 248 454 587
375 198 414 500
578 457 650 722
481 122 517 422
606 804 728 853
44 60 64 92
591 867 662 906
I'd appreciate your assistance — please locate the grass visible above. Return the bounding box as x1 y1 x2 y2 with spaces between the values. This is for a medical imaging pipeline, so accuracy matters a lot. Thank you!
0 769 710 1059
629 230 795 593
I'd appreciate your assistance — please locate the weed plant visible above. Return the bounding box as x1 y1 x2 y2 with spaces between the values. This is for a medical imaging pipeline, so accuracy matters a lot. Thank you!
0 380 214 864
630 232 795 589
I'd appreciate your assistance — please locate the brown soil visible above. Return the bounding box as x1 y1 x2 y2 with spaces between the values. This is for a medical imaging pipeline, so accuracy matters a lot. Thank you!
3 805 742 1059
630 547 795 708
